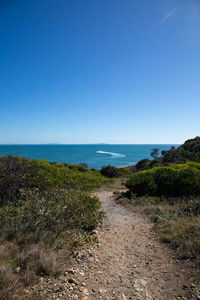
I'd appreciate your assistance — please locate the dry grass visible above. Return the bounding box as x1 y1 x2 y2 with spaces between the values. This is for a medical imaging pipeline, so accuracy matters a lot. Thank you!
157 216 200 260
0 242 65 299
114 191 200 261
17 243 64 277
0 263 21 300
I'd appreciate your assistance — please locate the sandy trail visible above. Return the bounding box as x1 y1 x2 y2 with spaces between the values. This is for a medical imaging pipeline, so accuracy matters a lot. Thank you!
28 190 198 299
67 190 196 299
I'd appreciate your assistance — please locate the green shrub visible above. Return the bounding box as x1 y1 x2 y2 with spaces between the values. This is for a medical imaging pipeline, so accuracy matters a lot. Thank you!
100 165 120 178
126 171 157 196
63 168 107 190
68 164 88 172
0 188 103 244
135 159 151 171
100 165 131 178
162 136 200 163
177 198 200 217
0 155 106 299
0 155 64 206
117 167 132 177
126 162 200 197
0 156 107 207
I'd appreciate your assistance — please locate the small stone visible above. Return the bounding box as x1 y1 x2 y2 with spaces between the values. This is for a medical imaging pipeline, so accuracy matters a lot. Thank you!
87 250 92 255
81 297 88 300
16 267 21 273
83 288 89 295
79 271 85 276
183 284 188 289
99 289 107 294
80 287 89 295
22 289 30 295
68 278 79 285
65 268 76 274
82 282 86 286
122 294 128 300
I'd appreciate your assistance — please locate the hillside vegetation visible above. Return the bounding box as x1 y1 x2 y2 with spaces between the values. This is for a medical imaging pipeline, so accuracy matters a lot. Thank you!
122 137 200 262
126 162 200 197
0 155 108 299
133 136 200 172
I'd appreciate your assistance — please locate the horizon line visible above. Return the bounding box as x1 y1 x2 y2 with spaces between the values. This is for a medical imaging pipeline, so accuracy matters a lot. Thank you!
0 143 180 145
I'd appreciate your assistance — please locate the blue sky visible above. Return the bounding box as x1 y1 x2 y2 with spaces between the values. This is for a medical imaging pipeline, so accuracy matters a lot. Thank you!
0 0 200 144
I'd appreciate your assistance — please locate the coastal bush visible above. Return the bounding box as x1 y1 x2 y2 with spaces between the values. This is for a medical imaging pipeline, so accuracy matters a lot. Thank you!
0 155 107 298
130 136 200 172
0 156 107 206
79 162 88 168
100 165 131 178
117 167 132 177
0 188 103 244
68 164 88 172
0 185 103 298
100 165 120 178
126 162 200 197
161 137 200 163
126 172 157 196
135 159 151 171
195 152 200 162
150 148 159 159
0 155 64 206
63 168 107 190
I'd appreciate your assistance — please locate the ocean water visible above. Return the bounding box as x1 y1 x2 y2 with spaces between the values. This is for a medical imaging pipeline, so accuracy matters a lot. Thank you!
0 144 178 169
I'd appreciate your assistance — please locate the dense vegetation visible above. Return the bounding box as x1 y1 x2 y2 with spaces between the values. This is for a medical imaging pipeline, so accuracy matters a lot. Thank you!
126 162 200 197
100 164 131 178
0 155 107 299
132 136 200 172
123 137 200 262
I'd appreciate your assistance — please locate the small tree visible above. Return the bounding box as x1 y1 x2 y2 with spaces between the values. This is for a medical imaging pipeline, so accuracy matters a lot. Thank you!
79 162 88 168
161 150 167 156
150 148 159 159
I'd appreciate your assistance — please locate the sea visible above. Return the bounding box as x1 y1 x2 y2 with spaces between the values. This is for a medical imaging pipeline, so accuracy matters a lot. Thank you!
0 144 178 169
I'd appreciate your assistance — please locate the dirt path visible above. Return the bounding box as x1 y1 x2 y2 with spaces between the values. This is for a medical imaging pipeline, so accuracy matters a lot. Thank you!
29 190 199 299
69 191 197 300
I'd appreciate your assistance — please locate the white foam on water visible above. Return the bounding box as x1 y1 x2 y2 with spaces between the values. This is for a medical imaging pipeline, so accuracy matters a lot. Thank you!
97 150 125 158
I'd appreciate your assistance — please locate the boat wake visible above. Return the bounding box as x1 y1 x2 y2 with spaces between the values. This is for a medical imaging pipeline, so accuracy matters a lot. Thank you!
97 150 125 158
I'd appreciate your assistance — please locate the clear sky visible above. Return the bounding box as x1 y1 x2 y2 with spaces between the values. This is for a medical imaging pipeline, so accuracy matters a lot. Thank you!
0 0 200 144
